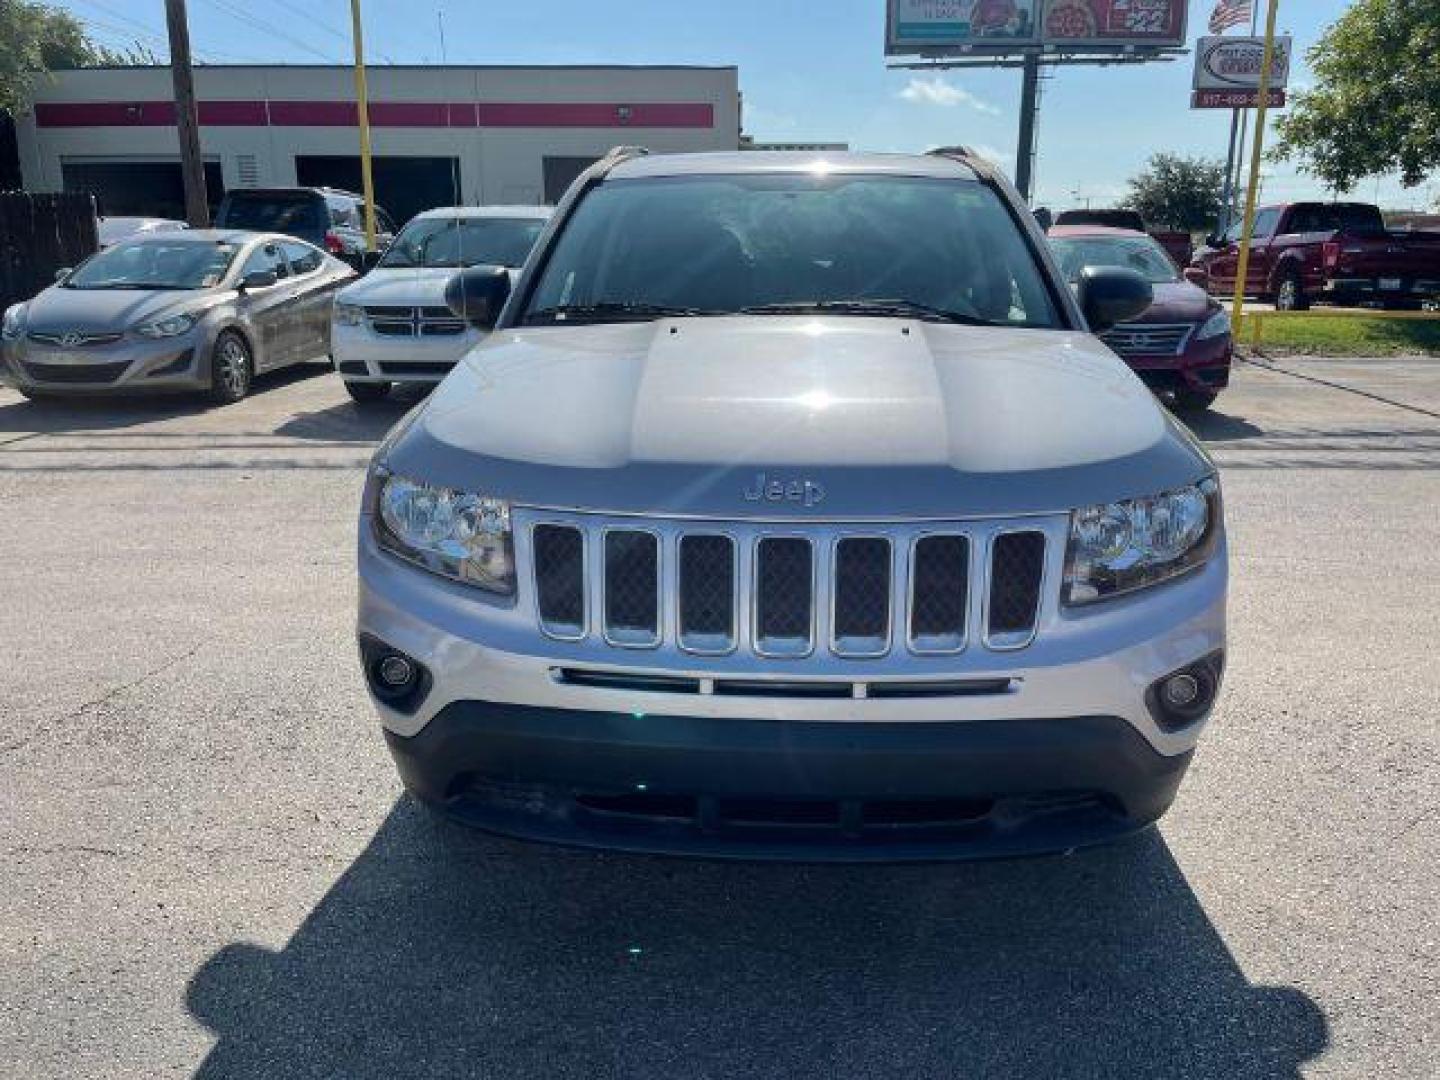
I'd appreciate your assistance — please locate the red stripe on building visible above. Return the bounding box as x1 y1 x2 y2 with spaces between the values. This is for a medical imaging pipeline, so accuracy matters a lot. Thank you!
35 99 714 129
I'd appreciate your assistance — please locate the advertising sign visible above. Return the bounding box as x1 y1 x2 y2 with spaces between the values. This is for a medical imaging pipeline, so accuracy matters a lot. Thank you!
1190 34 1292 109
886 0 1188 56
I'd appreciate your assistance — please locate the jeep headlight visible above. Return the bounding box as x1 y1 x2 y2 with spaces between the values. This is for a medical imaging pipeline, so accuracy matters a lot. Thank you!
1063 477 1221 605
2 304 28 341
334 301 365 326
134 310 198 338
1195 308 1230 340
373 471 514 595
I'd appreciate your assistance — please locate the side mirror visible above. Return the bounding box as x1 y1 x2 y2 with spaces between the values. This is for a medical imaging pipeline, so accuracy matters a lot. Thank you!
444 265 511 329
359 250 383 273
238 269 277 292
1077 266 1153 333
54 267 72 282
1182 267 1210 289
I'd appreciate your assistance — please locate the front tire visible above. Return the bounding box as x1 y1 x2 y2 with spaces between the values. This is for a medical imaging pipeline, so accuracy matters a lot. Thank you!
209 331 253 404
1174 388 1218 413
344 380 392 403
1274 268 1309 311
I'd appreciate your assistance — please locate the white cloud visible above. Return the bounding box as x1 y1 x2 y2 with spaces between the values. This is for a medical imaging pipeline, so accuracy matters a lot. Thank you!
899 76 999 114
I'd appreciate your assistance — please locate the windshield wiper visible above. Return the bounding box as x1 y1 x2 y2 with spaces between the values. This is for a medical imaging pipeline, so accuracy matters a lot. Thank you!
739 299 999 326
67 282 179 291
524 301 723 324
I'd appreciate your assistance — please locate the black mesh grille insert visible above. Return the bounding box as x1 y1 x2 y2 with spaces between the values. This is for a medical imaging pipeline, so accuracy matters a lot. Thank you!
23 360 127 384
911 535 969 641
755 537 813 646
604 531 659 641
533 525 584 632
833 537 891 644
678 535 735 644
988 532 1045 639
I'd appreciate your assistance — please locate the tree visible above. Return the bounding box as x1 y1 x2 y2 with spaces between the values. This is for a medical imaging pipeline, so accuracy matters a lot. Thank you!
1273 0 1440 192
1122 153 1225 233
0 1 155 115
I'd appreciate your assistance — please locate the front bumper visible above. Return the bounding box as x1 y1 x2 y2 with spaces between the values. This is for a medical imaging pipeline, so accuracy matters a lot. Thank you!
385 703 1193 860
1125 333 1232 396
2 332 207 393
331 322 479 384
358 512 1227 859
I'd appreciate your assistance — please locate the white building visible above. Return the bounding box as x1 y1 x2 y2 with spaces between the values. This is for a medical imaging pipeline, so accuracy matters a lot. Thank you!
14 64 741 222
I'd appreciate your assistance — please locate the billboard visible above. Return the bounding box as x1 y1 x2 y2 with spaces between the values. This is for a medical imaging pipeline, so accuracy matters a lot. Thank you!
885 0 1188 56
1191 35 1292 109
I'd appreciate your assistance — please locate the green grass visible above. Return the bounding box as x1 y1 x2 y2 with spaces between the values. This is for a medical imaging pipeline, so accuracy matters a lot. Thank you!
1241 312 1440 356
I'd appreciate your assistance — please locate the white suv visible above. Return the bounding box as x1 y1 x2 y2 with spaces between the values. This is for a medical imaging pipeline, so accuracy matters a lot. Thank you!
355 149 1227 860
330 206 550 402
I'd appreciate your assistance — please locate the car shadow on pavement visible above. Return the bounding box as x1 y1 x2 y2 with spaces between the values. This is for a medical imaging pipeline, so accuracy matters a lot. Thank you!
0 365 329 433
274 386 430 444
185 801 1327 1079
1177 408 1265 443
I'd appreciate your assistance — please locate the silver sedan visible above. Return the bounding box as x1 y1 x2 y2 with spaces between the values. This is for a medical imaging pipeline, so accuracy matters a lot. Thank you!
0 230 354 404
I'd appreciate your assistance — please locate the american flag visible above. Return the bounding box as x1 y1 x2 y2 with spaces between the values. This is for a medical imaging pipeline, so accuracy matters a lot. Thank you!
1208 0 1254 33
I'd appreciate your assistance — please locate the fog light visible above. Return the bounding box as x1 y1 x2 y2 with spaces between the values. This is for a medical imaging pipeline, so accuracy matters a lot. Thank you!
1161 673 1200 709
358 634 432 715
1145 651 1224 732
378 654 415 688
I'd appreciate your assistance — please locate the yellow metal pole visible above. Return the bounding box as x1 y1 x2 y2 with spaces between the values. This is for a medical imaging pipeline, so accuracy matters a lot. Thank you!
1231 0 1282 328
349 0 378 252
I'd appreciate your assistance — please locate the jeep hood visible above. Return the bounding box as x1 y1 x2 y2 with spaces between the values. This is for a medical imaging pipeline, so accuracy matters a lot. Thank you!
386 316 1213 518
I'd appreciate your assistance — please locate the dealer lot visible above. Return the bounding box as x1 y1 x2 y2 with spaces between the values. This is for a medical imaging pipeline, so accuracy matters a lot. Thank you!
1 357 1436 1078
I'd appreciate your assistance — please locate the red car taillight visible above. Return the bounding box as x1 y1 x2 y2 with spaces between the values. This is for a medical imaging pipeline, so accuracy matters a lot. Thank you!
324 231 345 254
1322 240 1341 272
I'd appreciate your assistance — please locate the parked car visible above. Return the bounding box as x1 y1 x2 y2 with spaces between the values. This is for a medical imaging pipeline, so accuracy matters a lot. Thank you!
330 205 552 402
214 187 394 266
0 230 353 403
1192 201 1440 310
356 148 1227 860
1053 208 1194 270
97 216 188 248
1049 225 1231 411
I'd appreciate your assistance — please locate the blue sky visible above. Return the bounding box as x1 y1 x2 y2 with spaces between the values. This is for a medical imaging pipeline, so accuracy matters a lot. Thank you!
55 0 1436 211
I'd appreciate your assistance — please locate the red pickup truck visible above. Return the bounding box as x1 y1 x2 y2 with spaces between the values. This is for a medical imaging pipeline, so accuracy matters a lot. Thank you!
1191 201 1440 310
1052 209 1194 270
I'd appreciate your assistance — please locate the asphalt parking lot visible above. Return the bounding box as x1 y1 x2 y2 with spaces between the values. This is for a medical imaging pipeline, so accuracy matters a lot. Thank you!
1 356 1437 1079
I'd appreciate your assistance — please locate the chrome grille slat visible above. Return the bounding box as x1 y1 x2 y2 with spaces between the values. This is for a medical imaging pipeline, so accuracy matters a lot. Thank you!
909 534 969 654
754 537 815 658
363 305 469 337
602 529 661 648
678 535 737 654
1100 322 1193 358
523 513 1050 659
986 530 1046 649
831 537 891 658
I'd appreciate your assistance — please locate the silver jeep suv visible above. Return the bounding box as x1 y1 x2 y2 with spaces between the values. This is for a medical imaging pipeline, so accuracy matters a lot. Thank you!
356 148 1227 860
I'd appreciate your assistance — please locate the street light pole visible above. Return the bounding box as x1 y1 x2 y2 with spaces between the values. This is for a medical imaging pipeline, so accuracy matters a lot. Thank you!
164 0 209 227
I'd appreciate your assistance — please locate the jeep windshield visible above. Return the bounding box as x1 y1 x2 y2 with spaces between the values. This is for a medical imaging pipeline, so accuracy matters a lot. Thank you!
521 173 1061 327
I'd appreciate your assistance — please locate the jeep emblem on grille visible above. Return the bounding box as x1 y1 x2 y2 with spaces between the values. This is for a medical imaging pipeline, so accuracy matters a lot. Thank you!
743 472 826 507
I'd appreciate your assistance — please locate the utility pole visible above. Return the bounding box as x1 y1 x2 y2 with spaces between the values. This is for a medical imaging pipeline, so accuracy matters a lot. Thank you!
349 0 378 252
1014 54 1041 203
164 0 209 227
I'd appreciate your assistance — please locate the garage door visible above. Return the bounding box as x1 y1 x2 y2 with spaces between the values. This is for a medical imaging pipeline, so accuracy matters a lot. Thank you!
61 160 225 221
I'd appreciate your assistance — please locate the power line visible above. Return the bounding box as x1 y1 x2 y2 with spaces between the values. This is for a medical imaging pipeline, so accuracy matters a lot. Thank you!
251 0 397 63
195 0 342 63
65 0 269 64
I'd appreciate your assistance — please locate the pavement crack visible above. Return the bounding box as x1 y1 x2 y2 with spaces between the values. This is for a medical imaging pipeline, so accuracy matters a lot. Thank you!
0 639 209 755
